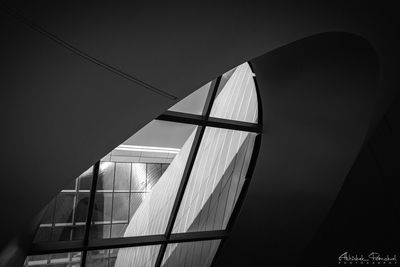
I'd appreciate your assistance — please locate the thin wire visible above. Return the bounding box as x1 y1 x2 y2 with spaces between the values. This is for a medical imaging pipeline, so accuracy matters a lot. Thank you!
0 3 177 100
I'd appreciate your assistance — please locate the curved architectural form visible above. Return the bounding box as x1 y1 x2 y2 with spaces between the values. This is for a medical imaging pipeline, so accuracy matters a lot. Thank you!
23 62 261 267
115 63 259 266
210 63 258 123
1 2 398 266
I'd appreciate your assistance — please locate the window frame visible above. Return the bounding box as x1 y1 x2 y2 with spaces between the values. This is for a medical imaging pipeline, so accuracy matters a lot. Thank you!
27 62 263 267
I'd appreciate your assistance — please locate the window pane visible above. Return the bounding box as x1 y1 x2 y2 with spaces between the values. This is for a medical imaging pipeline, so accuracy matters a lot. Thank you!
63 179 77 191
50 252 81 265
114 163 131 190
210 62 258 123
33 200 55 243
33 172 87 243
216 67 236 96
129 193 146 218
110 223 128 238
40 199 55 224
54 193 75 224
168 81 211 115
161 163 169 175
78 167 93 190
112 193 129 221
173 127 257 233
98 162 115 190
24 254 49 266
131 163 146 191
121 127 197 237
92 193 112 223
50 225 84 242
87 245 161 267
33 227 51 243
85 249 109 267
24 252 82 266
90 224 111 239
75 193 89 223
91 122 196 239
146 163 162 190
162 240 221 267
72 225 85 240
52 225 72 241
122 120 194 150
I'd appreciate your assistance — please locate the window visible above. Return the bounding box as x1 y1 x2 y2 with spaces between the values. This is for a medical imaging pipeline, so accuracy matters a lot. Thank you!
25 62 262 267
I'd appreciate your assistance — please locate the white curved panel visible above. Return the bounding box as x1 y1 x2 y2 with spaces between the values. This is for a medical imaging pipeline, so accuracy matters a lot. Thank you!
211 62 258 123
115 62 258 267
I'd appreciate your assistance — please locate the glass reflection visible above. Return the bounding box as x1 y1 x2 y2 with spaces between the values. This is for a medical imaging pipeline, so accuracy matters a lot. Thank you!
91 122 197 239
24 252 81 267
131 163 146 191
87 246 160 267
210 62 258 123
162 240 221 267
114 163 130 190
33 167 92 243
29 59 259 267
119 128 196 237
168 81 211 115
173 128 257 233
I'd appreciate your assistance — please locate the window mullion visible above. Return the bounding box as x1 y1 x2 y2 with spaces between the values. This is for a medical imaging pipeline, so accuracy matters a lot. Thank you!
154 124 206 267
155 75 221 267
26 64 262 266
81 161 100 267
202 76 221 118
156 112 262 133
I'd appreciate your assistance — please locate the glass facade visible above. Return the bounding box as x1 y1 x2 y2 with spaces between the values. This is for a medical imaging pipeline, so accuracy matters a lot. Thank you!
90 162 172 239
121 129 197 238
86 245 161 267
168 81 212 115
26 62 261 267
173 128 257 233
24 252 82 267
211 63 258 123
33 168 93 243
162 240 221 267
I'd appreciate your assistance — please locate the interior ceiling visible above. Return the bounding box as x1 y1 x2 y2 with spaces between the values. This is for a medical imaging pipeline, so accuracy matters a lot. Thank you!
0 0 399 265
122 120 196 149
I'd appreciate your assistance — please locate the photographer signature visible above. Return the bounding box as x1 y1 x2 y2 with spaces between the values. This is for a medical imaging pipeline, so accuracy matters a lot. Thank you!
338 252 397 264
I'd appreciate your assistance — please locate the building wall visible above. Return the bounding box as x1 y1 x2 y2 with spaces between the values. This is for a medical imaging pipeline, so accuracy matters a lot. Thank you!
215 32 383 266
